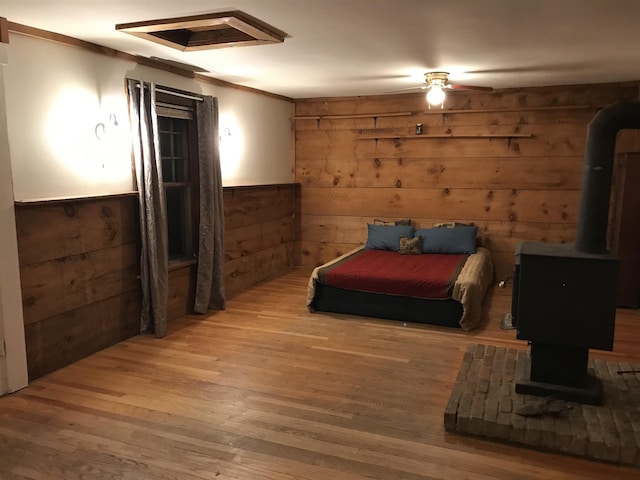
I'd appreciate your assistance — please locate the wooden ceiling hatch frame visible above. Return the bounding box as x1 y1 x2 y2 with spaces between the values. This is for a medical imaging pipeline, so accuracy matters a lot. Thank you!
116 10 287 51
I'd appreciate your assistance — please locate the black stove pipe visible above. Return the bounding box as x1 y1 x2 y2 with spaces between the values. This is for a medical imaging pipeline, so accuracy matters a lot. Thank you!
575 101 640 254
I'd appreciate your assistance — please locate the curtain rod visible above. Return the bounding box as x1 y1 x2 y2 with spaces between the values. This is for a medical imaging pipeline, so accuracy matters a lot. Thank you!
132 81 205 102
155 87 204 102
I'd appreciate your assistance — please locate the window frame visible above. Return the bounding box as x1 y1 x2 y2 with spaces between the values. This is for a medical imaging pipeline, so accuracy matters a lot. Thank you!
155 89 200 264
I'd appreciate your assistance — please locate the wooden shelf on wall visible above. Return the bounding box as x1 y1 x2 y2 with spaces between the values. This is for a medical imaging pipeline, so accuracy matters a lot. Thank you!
419 105 596 115
292 105 596 121
357 133 534 140
292 112 413 120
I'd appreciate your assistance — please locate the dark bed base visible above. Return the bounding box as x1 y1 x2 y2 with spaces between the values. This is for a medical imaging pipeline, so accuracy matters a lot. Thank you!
310 282 464 328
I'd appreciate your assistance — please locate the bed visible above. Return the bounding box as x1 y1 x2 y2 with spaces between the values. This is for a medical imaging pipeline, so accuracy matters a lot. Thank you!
306 223 494 331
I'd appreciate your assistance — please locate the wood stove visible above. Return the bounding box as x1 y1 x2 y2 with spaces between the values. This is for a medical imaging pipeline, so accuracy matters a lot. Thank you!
512 242 617 404
511 101 640 405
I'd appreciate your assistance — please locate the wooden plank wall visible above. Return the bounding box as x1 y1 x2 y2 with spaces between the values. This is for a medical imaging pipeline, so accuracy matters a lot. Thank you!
294 83 640 281
223 184 299 298
16 184 299 380
167 264 196 323
15 195 141 380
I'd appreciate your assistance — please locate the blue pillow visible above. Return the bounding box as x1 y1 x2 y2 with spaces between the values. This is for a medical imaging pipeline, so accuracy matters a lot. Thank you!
365 224 415 251
415 226 478 254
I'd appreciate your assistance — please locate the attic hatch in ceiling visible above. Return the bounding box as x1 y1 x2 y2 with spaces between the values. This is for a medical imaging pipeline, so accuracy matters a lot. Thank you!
115 10 287 51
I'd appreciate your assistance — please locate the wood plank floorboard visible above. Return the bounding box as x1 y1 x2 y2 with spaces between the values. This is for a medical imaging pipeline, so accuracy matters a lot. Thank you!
1 267 640 479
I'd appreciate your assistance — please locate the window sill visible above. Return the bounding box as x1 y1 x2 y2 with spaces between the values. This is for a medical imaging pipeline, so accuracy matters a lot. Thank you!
168 257 197 271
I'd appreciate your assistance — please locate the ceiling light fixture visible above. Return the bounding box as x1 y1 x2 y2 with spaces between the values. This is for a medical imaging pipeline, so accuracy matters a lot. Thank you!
426 86 446 109
424 72 450 108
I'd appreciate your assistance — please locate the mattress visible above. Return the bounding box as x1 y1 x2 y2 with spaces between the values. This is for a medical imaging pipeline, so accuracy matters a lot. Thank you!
307 246 494 331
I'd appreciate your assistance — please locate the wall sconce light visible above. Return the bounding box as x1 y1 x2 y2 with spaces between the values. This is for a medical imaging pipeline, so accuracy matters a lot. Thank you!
219 127 231 142
95 114 119 140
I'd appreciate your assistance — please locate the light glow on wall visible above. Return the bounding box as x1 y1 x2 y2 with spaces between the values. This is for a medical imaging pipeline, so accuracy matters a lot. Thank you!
44 86 131 184
8 34 292 198
45 86 101 176
218 112 244 182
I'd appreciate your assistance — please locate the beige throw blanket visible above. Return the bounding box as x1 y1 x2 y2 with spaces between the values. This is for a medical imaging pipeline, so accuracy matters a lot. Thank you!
451 247 494 330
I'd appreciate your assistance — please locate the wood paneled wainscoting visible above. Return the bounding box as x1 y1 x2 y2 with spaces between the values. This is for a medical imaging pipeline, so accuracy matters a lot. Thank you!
15 194 141 381
223 183 300 298
15 183 301 380
294 82 640 282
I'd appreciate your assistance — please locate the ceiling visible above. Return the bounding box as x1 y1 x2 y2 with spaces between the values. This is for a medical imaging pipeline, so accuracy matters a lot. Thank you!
3 0 640 99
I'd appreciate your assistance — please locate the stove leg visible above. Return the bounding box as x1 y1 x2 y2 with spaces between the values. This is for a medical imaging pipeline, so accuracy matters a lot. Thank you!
515 342 603 405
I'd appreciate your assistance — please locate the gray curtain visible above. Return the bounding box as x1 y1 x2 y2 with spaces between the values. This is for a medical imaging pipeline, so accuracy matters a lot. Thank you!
127 79 169 337
194 96 226 313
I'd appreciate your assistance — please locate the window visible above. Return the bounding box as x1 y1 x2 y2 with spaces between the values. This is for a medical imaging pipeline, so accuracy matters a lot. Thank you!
156 91 200 262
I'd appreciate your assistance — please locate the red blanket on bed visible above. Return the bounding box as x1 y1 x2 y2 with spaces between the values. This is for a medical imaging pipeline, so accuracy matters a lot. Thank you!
319 249 467 299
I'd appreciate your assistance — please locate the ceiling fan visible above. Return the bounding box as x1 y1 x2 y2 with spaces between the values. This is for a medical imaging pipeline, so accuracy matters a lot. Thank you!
396 72 493 108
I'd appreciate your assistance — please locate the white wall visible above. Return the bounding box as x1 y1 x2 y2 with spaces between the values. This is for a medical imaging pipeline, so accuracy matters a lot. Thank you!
5 33 294 201
210 87 293 186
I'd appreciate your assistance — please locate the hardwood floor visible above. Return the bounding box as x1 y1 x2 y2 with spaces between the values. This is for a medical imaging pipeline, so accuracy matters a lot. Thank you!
1 268 639 479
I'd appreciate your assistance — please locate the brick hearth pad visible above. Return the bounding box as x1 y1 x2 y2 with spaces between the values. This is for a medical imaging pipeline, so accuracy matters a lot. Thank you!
444 344 640 467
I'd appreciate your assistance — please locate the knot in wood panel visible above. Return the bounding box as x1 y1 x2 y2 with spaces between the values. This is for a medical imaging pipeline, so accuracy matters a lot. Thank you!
64 205 76 217
101 206 113 217
518 93 528 106
105 227 117 242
